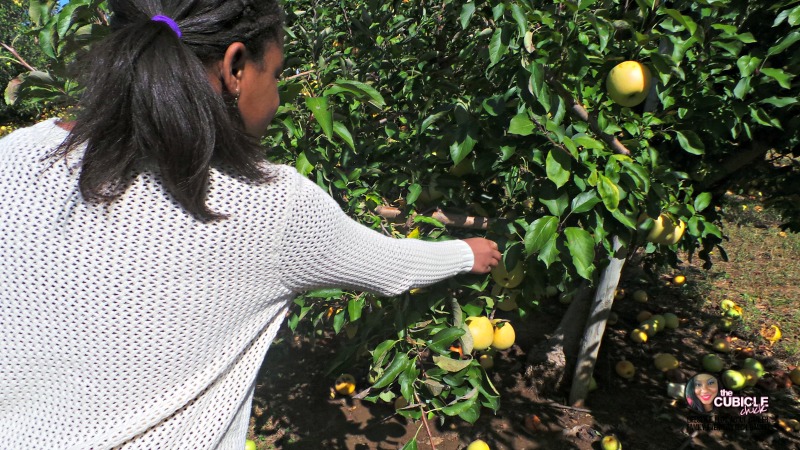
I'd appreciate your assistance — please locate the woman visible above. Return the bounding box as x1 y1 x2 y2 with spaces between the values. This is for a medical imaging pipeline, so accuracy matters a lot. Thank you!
0 1 500 449
686 373 720 413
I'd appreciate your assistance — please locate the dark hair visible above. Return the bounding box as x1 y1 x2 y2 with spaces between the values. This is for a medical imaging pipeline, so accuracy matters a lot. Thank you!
49 0 285 221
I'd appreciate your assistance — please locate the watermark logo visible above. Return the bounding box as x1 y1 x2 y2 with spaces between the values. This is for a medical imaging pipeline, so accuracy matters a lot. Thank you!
684 373 774 433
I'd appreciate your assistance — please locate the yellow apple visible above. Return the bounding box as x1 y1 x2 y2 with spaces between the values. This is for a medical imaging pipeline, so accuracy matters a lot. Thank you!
466 316 495 351
606 60 652 107
491 260 524 289
630 328 648 343
654 354 680 372
491 320 516 350
601 435 622 450
632 289 648 303
639 214 686 245
616 360 636 379
245 440 257 450
712 338 732 353
467 439 491 450
334 374 356 396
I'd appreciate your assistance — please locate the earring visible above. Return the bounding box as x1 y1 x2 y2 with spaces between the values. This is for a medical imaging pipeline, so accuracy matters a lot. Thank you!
234 89 240 109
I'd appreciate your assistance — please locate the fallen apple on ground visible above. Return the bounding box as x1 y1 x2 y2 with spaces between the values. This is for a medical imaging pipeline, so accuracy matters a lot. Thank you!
601 434 622 450
467 439 491 450
630 328 648 343
654 354 679 372
663 313 680 329
632 289 648 303
702 354 725 372
722 369 747 391
616 360 636 379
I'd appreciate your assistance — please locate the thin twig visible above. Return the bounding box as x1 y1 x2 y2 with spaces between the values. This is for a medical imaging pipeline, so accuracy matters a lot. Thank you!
544 400 592 413
0 42 37 72
414 391 437 450
283 70 315 81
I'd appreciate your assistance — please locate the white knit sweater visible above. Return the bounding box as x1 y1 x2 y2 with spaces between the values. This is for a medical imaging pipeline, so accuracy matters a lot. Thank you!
0 119 475 450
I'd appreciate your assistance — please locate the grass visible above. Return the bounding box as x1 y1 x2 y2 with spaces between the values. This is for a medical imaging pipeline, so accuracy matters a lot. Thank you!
685 193 800 364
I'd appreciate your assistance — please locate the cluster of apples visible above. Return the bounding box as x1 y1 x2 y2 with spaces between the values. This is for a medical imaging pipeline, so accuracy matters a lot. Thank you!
466 316 516 351
627 301 681 344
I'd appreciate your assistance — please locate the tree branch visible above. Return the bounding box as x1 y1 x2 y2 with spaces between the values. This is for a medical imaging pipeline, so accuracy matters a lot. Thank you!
375 206 502 230
545 74 631 156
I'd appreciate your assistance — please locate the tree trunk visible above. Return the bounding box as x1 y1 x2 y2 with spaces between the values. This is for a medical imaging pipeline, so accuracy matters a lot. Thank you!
524 283 592 397
568 236 626 407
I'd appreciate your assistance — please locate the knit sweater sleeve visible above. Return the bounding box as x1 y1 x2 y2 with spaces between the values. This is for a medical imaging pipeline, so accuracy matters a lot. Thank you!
278 170 475 296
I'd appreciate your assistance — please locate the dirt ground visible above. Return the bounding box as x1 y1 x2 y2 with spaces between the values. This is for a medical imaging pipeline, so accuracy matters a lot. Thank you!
248 216 800 450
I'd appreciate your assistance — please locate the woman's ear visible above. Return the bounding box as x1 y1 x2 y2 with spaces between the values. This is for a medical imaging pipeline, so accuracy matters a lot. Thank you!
219 42 248 96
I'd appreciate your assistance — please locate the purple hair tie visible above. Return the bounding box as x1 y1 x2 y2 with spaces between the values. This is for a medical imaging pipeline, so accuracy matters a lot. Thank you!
151 15 182 39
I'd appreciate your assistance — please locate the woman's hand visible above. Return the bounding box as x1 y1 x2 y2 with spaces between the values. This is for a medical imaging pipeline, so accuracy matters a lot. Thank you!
463 238 502 274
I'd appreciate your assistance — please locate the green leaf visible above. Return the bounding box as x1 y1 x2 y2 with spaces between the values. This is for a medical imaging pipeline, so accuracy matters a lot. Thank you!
538 237 559 268
664 9 697 35
508 114 535 136
488 28 508 66
460 2 476 29
332 121 355 150
736 55 761 77
372 339 398 367
768 31 800 56
295 151 314 176
546 149 571 188
760 68 793 89
420 110 450 133
305 96 333 138
457 397 481 423
441 393 478 416
675 130 705 155
399 363 419 402
564 227 595 281
347 297 364 322
372 353 410 389
38 27 56 59
400 439 418 450
571 191 602 214
407 183 423 204
432 355 472 372
450 132 476 165
597 175 620 211
694 192 712 212
733 76 751 99
427 327 466 355
759 97 798 107
325 79 386 108
524 216 559 255
540 191 569 217
510 4 527 36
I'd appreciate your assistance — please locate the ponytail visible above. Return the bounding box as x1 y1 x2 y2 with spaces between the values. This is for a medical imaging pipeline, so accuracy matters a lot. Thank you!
49 0 285 222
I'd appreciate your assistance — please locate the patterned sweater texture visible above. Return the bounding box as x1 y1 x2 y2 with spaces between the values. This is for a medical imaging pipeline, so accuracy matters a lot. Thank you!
0 119 475 450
